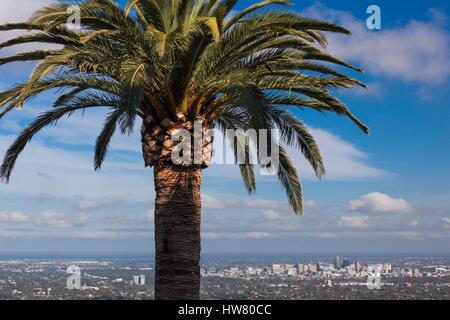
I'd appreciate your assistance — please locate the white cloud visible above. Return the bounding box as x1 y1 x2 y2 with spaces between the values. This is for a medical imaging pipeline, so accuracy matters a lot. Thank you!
200 195 450 242
262 209 281 220
259 201 320 220
295 128 386 180
0 210 29 222
409 220 419 227
245 199 280 209
395 232 421 240
0 1 54 48
31 110 142 153
76 197 123 211
0 1 51 24
442 217 450 229
203 193 281 210
102 212 131 225
0 228 151 239
202 231 273 240
202 232 221 240
100 209 154 226
0 134 153 200
243 232 273 239
34 210 89 228
202 194 227 209
304 200 320 211
303 4 450 84
140 210 154 223
337 216 370 228
348 192 414 214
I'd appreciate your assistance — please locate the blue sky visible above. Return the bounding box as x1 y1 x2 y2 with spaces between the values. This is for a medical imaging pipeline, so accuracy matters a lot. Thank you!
0 0 449 254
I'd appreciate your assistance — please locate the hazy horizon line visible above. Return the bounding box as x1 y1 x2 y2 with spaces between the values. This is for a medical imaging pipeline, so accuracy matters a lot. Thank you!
0 251 449 257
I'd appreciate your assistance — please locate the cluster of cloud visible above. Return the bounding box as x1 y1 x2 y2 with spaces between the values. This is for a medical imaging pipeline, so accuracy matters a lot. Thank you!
0 209 89 228
203 194 281 210
348 192 414 214
441 217 450 228
76 197 124 211
0 133 152 200
337 216 370 229
0 196 156 240
0 0 59 82
0 210 29 222
0 1 53 47
303 3 450 85
36 210 90 228
0 1 50 24
0 191 448 245
200 192 449 241
203 232 273 240
293 128 386 180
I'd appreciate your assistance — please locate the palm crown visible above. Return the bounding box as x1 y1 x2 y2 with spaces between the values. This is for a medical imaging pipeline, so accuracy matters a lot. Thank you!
0 0 368 214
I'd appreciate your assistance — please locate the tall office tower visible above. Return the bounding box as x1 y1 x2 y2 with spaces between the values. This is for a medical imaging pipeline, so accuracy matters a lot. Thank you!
316 263 321 272
334 256 342 270
133 275 140 285
302 264 309 273
139 275 146 285
383 263 392 274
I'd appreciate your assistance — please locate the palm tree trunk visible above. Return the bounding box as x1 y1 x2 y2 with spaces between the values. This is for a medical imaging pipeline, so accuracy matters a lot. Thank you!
154 165 202 300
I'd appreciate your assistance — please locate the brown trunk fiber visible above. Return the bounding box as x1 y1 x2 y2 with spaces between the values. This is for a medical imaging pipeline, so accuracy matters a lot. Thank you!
154 165 202 300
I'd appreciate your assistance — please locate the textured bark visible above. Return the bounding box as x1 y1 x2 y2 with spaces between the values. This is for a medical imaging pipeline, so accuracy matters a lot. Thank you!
141 113 213 168
154 165 202 300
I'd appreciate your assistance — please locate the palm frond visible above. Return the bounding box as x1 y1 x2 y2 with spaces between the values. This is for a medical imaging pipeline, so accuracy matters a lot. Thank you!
276 145 303 215
95 109 122 170
266 107 325 178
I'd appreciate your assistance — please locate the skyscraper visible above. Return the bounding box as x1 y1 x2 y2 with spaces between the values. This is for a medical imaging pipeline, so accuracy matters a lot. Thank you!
316 263 321 272
133 275 146 285
334 256 342 270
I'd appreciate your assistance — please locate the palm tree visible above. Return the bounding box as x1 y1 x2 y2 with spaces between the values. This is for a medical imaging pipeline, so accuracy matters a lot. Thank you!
0 0 368 299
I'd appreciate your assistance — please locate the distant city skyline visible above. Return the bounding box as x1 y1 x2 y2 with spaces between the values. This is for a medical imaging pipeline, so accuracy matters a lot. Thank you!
0 255 448 300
